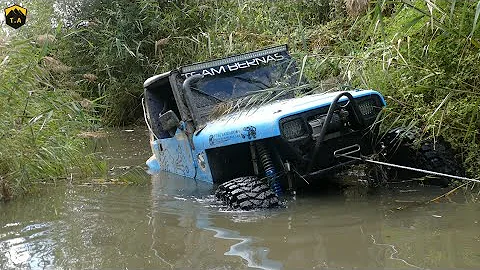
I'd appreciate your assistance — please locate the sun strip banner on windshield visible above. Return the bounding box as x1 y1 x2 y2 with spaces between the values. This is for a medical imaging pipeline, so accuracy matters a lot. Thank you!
180 45 291 78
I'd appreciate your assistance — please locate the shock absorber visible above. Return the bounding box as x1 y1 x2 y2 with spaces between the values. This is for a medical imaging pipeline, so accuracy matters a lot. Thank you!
256 142 282 196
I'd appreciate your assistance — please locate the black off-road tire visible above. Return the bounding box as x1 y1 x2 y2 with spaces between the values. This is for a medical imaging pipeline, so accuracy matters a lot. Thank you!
381 128 464 187
215 176 279 210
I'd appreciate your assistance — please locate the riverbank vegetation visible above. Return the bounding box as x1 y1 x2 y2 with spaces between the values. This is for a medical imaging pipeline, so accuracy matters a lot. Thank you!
58 0 480 177
2 0 480 199
0 2 101 200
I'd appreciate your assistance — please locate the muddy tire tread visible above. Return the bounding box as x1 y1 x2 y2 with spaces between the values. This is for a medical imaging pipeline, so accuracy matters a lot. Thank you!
215 176 279 210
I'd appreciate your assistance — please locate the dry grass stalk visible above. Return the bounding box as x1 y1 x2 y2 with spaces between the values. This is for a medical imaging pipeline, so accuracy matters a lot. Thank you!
80 21 97 27
42 56 72 73
155 37 169 57
80 98 93 109
345 0 369 17
77 131 108 138
210 102 236 120
36 34 56 46
83 73 98 82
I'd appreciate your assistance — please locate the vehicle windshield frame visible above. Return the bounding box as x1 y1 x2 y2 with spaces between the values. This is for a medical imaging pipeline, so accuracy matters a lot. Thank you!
176 45 305 126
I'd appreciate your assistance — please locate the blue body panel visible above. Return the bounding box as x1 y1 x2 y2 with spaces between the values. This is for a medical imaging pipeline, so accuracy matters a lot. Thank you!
150 130 196 178
147 90 386 183
193 90 385 149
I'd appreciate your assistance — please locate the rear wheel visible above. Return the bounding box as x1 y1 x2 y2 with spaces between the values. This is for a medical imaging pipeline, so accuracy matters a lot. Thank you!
215 176 279 210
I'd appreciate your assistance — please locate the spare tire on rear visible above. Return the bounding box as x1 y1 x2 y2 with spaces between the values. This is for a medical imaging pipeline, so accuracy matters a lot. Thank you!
215 176 279 210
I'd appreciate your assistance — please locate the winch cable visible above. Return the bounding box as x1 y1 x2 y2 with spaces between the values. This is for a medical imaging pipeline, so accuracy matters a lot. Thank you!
336 153 480 184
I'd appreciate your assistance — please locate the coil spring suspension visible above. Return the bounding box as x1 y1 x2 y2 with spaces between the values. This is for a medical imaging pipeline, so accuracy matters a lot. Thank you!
256 142 282 196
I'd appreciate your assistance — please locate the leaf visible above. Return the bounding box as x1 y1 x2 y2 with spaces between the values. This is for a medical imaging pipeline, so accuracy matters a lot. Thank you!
471 37 480 48
428 93 451 122
425 0 435 31
298 55 308 86
39 110 53 132
29 114 43 125
400 0 457 36
470 0 480 36
374 0 386 41
403 15 425 31
115 38 122 57
449 0 457 20
122 44 136 58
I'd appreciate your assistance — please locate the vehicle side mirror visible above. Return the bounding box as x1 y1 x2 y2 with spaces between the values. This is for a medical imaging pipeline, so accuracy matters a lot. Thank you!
159 110 180 132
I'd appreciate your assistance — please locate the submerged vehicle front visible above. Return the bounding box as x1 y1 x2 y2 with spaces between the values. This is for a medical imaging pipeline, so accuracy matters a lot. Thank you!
143 45 386 209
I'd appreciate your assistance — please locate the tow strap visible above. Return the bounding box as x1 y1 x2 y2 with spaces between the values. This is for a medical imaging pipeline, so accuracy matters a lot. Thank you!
334 144 480 184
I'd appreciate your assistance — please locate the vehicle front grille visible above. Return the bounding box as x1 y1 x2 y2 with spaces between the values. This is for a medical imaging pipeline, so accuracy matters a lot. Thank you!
279 94 383 142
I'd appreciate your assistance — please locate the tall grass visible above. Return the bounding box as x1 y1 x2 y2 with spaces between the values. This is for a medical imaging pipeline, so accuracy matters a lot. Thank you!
0 1 101 200
302 0 480 176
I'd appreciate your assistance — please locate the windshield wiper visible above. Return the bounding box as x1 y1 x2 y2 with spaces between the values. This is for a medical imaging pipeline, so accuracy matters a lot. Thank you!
233 76 270 89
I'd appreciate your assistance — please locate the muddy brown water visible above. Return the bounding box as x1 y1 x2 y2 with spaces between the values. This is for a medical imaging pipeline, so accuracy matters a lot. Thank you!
1 129 480 269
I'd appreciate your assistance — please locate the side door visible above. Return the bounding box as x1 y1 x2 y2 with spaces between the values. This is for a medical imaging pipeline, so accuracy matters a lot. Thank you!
152 130 196 178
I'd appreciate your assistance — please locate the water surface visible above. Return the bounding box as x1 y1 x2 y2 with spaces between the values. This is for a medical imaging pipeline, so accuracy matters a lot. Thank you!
1 129 479 269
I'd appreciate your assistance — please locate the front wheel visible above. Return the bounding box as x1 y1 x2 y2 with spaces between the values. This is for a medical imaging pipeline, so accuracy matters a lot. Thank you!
215 176 279 210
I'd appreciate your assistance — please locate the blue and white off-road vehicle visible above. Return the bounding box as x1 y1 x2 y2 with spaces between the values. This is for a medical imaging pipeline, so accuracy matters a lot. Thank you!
143 45 461 210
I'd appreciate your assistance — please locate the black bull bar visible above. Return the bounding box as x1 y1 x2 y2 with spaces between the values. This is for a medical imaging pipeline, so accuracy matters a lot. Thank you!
304 92 367 177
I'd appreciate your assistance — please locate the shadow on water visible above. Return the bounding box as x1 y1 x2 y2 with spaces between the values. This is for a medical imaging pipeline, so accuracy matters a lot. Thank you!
1 128 480 269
